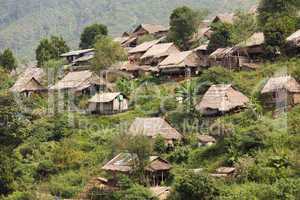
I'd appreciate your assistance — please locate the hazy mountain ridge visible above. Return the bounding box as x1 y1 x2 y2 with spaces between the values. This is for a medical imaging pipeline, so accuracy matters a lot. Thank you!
0 0 256 60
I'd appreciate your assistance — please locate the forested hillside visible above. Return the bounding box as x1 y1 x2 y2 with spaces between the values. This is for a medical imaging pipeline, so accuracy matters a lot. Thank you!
0 0 256 60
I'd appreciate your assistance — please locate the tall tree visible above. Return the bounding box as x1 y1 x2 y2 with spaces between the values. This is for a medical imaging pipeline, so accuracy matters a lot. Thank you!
36 36 69 66
0 49 17 71
169 6 204 50
208 22 233 53
258 0 300 57
79 24 108 49
92 36 127 71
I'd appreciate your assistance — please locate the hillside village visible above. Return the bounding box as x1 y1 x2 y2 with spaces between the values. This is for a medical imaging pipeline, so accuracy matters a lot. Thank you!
1 1 300 200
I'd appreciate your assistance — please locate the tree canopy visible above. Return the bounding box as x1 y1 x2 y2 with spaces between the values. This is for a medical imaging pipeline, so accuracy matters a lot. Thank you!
92 36 127 71
0 49 17 71
169 6 205 50
36 36 69 66
258 0 300 57
79 24 108 49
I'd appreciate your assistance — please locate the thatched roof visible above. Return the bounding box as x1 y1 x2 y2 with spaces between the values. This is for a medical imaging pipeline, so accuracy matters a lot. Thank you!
287 29 300 47
261 76 300 94
73 54 94 63
150 187 171 200
212 13 235 24
61 49 94 57
140 43 179 59
196 84 249 113
114 36 137 47
216 167 236 174
209 47 235 59
194 44 208 51
159 51 200 69
49 70 106 91
133 24 169 34
238 32 265 47
88 92 126 103
102 153 171 173
116 61 153 72
129 117 182 140
128 39 161 54
10 67 46 93
198 135 216 143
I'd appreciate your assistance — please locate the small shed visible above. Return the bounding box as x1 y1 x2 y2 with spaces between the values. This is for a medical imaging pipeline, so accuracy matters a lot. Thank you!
211 167 236 178
209 47 239 69
194 44 210 67
102 153 171 185
140 43 180 66
132 24 169 38
128 39 161 61
150 187 171 200
129 117 183 145
61 49 94 64
10 67 46 96
195 84 249 116
88 92 128 114
237 32 265 59
261 76 300 108
49 70 108 95
158 51 201 76
198 135 216 147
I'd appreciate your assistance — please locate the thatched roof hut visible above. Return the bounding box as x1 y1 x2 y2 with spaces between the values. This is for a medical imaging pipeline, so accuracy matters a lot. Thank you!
10 67 46 94
209 47 240 69
88 92 128 114
150 187 171 200
261 76 300 94
158 51 201 75
102 153 171 173
196 84 249 115
211 167 236 178
141 43 179 60
132 24 169 37
261 76 300 108
128 39 161 55
237 32 265 57
129 117 182 142
114 36 137 48
49 70 107 93
287 29 300 47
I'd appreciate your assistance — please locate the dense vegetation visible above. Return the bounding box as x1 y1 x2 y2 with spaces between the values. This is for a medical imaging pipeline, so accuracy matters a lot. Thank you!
0 0 256 60
1 0 300 199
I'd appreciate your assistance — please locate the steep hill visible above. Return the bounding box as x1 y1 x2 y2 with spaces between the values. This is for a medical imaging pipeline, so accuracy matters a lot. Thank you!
0 0 256 60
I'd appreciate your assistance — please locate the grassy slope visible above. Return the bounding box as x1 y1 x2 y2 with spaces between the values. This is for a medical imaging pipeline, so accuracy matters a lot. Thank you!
7 58 299 199
0 0 256 60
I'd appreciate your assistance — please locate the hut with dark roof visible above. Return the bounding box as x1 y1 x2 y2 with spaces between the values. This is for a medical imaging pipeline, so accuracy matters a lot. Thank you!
88 92 128 114
261 76 300 108
49 70 108 95
102 153 171 185
158 51 201 76
195 84 249 116
10 67 46 96
129 117 182 145
61 49 94 64
140 43 180 66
